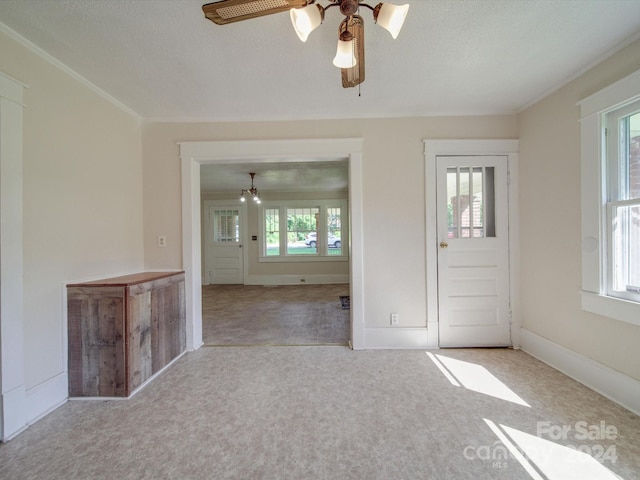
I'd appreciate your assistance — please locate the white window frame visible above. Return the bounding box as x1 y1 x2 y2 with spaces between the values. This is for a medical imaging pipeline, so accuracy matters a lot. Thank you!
579 68 640 326
605 102 640 302
259 199 348 263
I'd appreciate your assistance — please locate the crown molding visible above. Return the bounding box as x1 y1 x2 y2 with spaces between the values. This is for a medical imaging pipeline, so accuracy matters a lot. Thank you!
0 21 141 120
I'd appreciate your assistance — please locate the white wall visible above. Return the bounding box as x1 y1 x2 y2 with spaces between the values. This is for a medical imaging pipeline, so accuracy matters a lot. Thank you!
0 30 144 429
518 37 640 382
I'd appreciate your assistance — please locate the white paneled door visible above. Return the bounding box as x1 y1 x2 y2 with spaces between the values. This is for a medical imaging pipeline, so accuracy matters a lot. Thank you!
436 155 511 347
204 202 244 284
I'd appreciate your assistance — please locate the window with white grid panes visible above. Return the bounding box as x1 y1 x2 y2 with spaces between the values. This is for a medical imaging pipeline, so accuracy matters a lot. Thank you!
327 206 342 255
264 207 280 256
287 207 319 255
259 200 348 261
606 103 640 302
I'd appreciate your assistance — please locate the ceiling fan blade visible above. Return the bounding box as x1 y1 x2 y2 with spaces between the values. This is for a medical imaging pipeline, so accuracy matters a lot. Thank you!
202 0 309 25
340 15 365 88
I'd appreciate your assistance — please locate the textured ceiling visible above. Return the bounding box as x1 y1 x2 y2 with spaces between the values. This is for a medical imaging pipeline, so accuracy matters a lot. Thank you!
2 0 640 193
200 160 349 193
1 0 640 122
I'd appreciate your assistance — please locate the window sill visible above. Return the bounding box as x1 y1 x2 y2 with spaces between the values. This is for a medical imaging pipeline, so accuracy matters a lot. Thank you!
581 291 640 327
259 256 348 263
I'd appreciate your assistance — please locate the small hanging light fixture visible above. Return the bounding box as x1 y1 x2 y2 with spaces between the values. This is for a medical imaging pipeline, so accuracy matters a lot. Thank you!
239 172 261 204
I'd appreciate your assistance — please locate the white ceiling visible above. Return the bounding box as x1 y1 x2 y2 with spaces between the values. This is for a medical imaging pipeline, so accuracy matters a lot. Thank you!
1 0 640 192
1 0 640 122
200 160 349 193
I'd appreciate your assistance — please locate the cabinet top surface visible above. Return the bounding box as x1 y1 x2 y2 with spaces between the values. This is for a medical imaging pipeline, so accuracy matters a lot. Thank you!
67 271 185 288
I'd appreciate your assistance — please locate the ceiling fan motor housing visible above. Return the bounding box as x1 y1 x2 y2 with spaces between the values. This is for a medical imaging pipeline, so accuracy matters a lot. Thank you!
339 0 360 16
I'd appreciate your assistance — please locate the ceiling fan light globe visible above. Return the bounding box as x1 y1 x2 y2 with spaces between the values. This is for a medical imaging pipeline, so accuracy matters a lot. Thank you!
333 39 357 68
290 4 322 42
376 3 409 39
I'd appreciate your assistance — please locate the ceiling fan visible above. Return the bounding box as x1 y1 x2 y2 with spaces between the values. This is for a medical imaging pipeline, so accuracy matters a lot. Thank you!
202 0 409 88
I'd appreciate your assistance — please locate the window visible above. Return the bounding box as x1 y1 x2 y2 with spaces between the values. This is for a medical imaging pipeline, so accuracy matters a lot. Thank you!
259 200 348 261
287 207 320 256
579 69 640 326
605 105 640 302
265 207 280 256
213 208 240 243
446 166 496 238
326 206 343 256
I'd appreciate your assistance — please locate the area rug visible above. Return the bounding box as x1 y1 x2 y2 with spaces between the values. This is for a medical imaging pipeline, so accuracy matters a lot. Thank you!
339 296 350 310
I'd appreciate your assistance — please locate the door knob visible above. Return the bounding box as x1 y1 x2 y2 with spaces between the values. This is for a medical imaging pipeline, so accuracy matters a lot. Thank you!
440 241 448 249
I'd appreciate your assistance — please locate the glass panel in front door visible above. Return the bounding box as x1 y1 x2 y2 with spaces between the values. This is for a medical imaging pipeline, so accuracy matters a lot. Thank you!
214 209 240 242
446 166 496 239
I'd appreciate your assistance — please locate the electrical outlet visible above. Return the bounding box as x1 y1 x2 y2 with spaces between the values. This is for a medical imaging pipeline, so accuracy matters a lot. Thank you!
390 313 399 325
158 235 167 248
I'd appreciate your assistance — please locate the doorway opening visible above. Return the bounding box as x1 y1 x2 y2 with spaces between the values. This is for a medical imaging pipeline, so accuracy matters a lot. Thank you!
179 138 365 351
200 160 351 346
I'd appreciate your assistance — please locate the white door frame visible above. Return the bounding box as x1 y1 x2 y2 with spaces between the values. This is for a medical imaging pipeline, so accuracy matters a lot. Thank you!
424 139 520 349
180 138 365 351
0 71 27 440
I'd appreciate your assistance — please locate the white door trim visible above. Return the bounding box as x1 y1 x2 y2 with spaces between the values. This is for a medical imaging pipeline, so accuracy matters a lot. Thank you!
179 138 365 351
424 139 520 349
0 71 27 440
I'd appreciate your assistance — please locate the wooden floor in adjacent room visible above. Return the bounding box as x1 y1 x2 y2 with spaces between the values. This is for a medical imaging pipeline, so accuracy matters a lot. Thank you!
201 283 351 346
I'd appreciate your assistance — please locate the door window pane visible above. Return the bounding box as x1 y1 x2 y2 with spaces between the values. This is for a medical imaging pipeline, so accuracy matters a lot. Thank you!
447 166 496 239
214 209 239 242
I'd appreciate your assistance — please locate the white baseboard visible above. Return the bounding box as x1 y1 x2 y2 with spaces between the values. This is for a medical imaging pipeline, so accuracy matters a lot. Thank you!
25 372 68 429
244 274 349 286
1 383 27 441
520 328 640 416
364 327 432 349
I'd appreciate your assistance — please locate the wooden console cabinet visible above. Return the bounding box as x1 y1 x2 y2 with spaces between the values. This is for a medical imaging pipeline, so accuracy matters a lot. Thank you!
67 271 186 397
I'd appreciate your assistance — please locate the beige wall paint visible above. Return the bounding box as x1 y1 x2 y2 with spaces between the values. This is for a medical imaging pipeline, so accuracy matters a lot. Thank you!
0 32 144 389
518 38 640 381
142 116 517 328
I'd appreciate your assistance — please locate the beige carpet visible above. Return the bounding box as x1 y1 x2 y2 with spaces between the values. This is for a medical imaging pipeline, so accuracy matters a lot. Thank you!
202 284 350 346
1 347 639 479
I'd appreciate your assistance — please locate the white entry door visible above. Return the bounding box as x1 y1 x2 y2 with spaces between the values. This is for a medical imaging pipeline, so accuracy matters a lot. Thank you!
204 202 244 284
436 155 511 347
